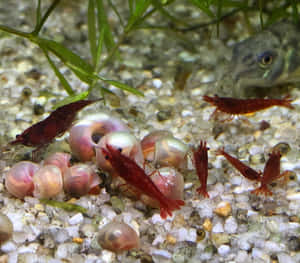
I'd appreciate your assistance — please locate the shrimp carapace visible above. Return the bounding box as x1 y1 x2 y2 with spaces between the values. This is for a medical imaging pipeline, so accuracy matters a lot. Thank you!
193 141 210 198
251 150 282 196
102 144 185 219
203 95 294 118
216 148 261 181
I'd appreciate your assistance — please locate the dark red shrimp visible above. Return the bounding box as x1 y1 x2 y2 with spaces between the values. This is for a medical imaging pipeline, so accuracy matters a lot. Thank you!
10 99 100 148
203 95 294 116
216 148 261 181
193 141 210 198
251 150 282 196
102 144 185 219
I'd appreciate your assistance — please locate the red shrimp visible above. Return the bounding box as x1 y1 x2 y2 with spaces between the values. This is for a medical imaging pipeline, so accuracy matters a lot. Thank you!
203 95 294 117
10 99 100 148
193 141 210 198
101 144 185 219
216 148 261 181
251 150 282 196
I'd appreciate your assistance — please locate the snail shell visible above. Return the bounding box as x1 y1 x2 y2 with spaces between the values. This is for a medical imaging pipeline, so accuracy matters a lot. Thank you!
95 131 144 175
33 165 63 198
69 113 129 161
63 164 101 197
97 221 140 252
141 131 188 169
5 161 39 199
43 152 71 174
141 130 172 161
140 167 184 208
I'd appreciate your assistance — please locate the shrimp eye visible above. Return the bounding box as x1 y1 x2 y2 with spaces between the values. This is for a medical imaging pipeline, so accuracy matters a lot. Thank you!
105 155 109 160
118 148 122 153
258 51 274 67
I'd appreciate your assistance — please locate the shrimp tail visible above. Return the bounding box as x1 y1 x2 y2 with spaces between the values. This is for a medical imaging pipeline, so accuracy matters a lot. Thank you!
196 186 210 198
160 199 185 219
281 95 294 109
251 185 273 196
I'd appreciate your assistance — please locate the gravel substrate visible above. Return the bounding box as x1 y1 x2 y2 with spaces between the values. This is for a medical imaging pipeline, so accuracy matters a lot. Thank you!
0 1 300 262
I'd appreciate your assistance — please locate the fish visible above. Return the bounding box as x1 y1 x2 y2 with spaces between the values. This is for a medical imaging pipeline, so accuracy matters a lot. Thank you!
218 21 300 98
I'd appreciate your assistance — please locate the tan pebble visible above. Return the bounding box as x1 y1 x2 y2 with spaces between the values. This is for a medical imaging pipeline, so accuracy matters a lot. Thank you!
67 198 78 204
202 218 212 232
289 216 300 223
214 201 232 217
173 214 186 227
0 254 8 263
166 234 177 245
211 233 230 246
34 204 44 211
253 130 261 139
72 237 84 244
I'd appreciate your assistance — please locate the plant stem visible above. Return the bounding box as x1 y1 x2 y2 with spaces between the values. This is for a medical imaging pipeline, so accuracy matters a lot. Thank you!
0 25 30 38
98 32 127 71
32 0 62 35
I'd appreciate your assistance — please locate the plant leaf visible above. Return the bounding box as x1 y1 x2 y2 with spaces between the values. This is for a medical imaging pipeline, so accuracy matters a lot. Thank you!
96 0 116 53
40 199 88 213
38 37 94 84
42 48 75 95
102 79 144 96
125 0 152 32
52 91 90 109
187 0 215 18
88 0 97 66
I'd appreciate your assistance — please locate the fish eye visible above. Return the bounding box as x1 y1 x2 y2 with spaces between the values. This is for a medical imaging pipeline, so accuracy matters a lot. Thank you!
258 51 274 67
118 148 122 153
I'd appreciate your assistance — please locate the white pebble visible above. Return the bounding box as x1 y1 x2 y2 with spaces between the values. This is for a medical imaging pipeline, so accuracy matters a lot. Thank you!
1 241 17 253
68 213 84 225
252 248 269 261
176 227 197 242
265 241 284 253
235 251 249 261
18 243 39 254
151 214 167 224
181 110 193 117
212 222 224 233
151 249 172 260
152 235 165 246
55 243 78 259
224 216 238 234
218 245 230 256
153 79 162 89
278 253 294 263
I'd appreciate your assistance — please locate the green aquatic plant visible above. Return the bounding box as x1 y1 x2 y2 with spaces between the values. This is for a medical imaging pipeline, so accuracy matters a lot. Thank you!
0 0 145 105
40 198 88 213
0 0 298 105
